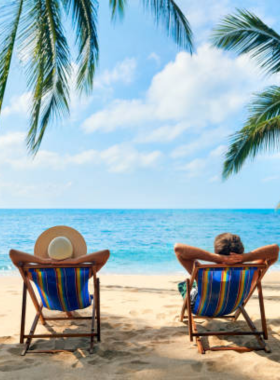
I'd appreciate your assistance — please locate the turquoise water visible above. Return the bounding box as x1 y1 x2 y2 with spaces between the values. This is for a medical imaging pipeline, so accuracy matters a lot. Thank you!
1 209 280 274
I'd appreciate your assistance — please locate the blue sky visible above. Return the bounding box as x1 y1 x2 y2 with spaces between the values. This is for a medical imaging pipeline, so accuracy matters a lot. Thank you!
1 0 280 208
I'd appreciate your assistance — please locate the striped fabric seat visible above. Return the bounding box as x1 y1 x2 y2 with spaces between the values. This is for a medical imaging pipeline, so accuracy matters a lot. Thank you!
192 267 257 317
29 267 92 311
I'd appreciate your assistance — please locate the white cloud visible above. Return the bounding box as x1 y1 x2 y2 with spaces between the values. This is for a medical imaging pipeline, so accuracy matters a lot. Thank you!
0 132 161 174
209 175 220 183
7 150 64 170
82 44 273 140
257 151 280 161
82 99 153 133
98 144 162 173
69 63 102 121
2 92 31 117
262 175 279 183
180 158 207 178
0 181 72 199
148 53 161 65
171 128 227 158
147 45 263 122
135 122 190 143
178 0 230 36
177 144 226 179
0 132 25 148
67 150 97 165
176 0 276 42
0 132 26 163
209 144 227 158
1 58 136 122
95 58 137 88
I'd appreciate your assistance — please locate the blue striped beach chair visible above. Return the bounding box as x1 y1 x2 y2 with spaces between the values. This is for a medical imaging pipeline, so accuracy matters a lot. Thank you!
13 260 100 355
180 262 270 353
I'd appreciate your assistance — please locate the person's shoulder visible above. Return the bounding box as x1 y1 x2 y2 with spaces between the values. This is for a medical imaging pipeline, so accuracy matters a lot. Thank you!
174 243 193 253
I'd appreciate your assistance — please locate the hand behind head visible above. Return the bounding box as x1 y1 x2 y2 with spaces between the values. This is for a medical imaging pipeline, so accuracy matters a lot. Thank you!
222 253 243 264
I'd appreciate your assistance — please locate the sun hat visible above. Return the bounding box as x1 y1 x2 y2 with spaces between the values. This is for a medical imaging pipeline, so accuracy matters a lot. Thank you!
34 226 87 259
47 236 73 260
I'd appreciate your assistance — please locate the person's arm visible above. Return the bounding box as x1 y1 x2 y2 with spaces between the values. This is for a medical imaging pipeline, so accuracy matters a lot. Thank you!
61 250 110 272
228 244 279 267
9 249 49 266
174 243 226 275
9 249 110 273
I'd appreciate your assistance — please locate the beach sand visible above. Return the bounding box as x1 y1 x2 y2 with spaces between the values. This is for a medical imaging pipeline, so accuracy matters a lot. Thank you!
0 272 279 380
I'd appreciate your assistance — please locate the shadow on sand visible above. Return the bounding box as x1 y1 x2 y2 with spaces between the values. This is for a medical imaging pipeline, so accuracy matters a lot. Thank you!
0 308 280 380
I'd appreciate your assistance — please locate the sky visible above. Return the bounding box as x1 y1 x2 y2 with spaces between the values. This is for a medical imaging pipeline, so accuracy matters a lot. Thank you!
1 0 280 208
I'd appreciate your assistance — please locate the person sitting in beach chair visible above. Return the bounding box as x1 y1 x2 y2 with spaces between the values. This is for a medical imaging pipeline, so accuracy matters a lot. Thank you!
174 233 279 353
10 226 110 355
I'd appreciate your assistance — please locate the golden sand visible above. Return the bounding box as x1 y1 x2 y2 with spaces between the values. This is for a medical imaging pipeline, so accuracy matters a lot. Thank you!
0 272 280 379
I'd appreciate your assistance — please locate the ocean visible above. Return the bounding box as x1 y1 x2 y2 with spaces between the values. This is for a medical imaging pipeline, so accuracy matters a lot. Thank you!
1 209 280 274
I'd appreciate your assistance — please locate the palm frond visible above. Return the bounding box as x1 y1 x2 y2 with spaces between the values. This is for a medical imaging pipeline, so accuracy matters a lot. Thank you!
223 86 280 178
20 0 71 153
64 0 99 94
109 0 126 20
212 9 280 75
141 0 193 52
0 0 24 113
248 86 280 124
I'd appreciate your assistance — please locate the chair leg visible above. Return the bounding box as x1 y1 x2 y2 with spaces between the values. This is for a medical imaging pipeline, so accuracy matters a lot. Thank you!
19 270 46 325
186 279 193 342
180 293 188 322
192 318 205 354
257 282 268 340
234 307 242 321
20 283 27 344
21 310 41 356
89 299 95 354
97 278 101 342
239 306 271 353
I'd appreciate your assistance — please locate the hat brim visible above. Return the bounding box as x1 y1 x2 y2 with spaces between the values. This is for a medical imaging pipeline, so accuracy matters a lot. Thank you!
34 226 87 259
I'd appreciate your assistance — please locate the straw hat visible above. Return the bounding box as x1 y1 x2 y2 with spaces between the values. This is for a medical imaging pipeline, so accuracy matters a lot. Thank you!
34 226 87 259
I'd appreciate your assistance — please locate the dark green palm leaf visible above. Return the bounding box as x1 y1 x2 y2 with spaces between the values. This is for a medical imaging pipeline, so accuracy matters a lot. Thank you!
212 9 280 75
223 86 280 178
248 86 280 124
142 0 193 52
0 0 193 153
64 0 99 94
0 0 24 113
21 0 71 153
109 0 126 20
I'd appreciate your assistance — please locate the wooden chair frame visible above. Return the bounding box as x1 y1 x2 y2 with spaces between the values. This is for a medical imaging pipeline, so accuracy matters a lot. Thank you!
16 261 101 355
180 262 271 354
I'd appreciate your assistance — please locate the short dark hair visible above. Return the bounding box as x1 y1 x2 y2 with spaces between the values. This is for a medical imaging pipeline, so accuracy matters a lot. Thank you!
214 233 244 256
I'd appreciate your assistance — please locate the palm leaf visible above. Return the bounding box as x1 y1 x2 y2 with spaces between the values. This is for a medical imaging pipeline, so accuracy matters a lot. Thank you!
0 0 24 113
63 0 99 94
0 0 192 154
223 86 280 178
142 0 193 52
21 0 71 153
248 86 280 123
212 9 280 75
109 0 126 20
